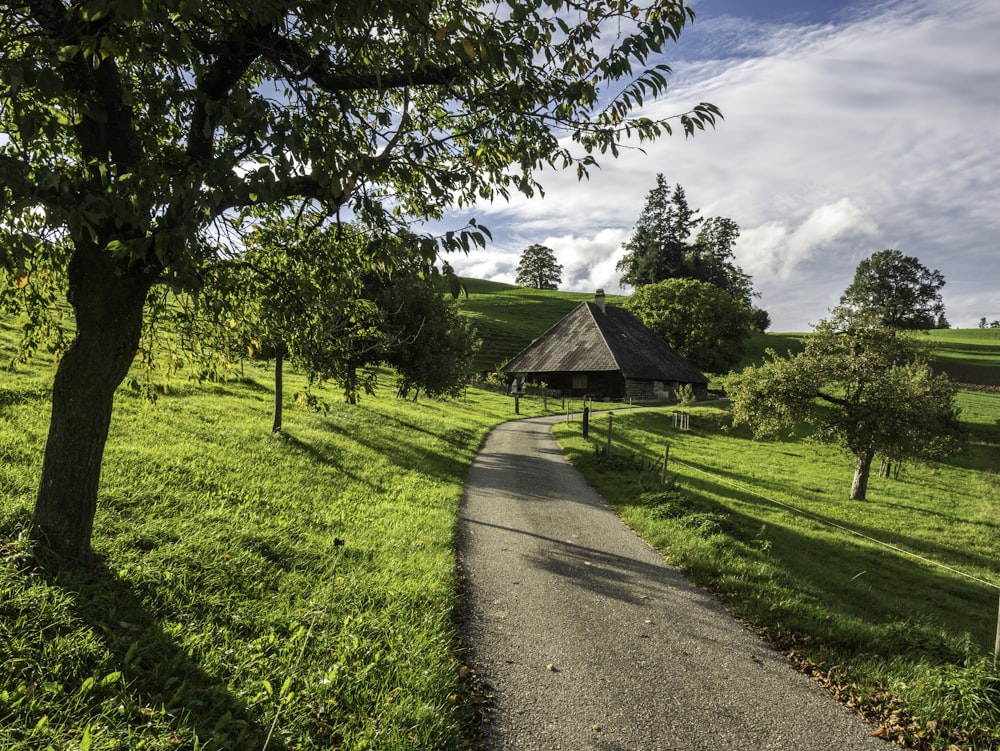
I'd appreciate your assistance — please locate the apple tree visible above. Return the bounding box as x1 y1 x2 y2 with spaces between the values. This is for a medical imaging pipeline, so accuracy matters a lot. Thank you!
726 313 963 500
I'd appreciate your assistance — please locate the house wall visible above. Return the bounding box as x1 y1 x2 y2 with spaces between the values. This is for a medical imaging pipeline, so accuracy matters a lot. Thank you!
625 379 709 402
525 373 707 402
525 372 626 399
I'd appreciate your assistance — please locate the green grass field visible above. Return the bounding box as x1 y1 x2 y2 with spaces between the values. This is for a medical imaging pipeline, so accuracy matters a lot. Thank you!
552 393 1000 750
0 307 635 751
3 285 1000 750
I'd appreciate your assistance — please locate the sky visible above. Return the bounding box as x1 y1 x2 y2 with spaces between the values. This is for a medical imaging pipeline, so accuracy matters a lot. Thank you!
439 0 1000 331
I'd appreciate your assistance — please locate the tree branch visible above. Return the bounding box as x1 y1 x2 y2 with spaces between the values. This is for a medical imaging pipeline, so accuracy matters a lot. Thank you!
265 33 465 93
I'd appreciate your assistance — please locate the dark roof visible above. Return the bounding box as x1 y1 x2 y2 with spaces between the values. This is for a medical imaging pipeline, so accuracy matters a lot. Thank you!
502 302 708 384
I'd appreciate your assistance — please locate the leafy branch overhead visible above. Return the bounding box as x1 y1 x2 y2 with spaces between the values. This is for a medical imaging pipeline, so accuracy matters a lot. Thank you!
1 1 721 558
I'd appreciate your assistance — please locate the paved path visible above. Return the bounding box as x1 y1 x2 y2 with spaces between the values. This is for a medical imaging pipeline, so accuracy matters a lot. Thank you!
459 415 886 751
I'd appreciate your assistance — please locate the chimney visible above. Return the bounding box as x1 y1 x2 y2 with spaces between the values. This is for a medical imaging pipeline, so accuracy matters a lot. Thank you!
595 289 606 313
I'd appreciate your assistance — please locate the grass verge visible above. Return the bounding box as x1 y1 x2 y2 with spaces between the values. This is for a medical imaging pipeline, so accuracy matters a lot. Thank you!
0 336 585 751
552 399 1000 751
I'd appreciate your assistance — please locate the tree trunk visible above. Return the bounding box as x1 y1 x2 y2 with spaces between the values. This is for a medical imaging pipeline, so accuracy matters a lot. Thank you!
849 449 874 500
31 244 154 559
272 345 284 433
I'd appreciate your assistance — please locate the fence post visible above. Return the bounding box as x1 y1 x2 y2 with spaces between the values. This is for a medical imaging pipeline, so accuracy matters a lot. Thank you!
582 406 590 438
606 412 614 458
995 592 999 666
660 443 670 487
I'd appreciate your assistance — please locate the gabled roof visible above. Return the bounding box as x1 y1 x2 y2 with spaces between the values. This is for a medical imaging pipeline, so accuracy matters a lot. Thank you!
501 302 708 384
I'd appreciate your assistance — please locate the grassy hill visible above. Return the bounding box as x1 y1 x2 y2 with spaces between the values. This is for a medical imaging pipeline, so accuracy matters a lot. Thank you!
457 279 1000 384
2 291 998 750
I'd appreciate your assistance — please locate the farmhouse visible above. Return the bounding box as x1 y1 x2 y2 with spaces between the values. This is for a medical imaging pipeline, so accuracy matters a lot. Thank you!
501 290 708 401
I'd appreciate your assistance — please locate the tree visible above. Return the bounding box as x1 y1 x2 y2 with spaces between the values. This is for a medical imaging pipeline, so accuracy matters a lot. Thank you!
839 249 947 330
515 244 562 290
726 313 963 500
217 219 389 429
616 175 702 287
624 278 753 373
616 174 767 322
0 2 720 557
689 217 754 307
373 271 480 401
751 307 771 333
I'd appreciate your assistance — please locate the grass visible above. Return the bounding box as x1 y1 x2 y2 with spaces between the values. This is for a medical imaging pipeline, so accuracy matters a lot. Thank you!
455 282 625 373
913 328 1000 367
0 308 637 751
4 283 1000 750
552 398 1000 750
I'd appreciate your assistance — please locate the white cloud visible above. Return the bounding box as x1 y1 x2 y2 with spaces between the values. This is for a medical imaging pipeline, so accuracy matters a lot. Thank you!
448 0 1000 330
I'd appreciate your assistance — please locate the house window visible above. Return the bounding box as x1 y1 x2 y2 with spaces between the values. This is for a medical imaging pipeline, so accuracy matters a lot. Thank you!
572 374 588 390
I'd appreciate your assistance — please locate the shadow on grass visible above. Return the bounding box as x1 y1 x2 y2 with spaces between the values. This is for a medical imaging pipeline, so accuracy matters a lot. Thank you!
40 554 284 751
605 467 1000 653
675 457 1000 578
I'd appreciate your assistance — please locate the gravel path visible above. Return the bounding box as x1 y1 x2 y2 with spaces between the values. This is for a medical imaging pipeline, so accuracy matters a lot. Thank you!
459 414 887 751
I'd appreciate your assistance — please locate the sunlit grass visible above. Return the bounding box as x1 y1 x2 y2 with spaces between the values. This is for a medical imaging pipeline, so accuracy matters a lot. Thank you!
553 398 1000 750
0 340 573 751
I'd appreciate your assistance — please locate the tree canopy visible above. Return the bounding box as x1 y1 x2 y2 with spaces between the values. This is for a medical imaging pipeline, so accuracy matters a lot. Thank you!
726 312 962 500
615 174 756 306
839 249 947 330
623 278 753 373
0 1 720 557
515 244 563 290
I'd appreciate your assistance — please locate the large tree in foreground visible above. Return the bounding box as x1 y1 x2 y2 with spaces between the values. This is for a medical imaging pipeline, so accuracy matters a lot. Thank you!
839 249 947 330
0 1 720 558
726 313 962 500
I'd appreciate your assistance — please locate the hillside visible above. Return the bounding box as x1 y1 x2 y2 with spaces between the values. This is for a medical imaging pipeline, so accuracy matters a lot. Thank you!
458 279 1000 384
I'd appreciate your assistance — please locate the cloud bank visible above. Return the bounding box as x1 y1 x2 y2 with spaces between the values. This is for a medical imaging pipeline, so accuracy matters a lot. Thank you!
444 0 1000 330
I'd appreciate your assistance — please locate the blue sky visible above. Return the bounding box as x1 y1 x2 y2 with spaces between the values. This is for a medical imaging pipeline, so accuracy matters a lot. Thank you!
443 0 999 331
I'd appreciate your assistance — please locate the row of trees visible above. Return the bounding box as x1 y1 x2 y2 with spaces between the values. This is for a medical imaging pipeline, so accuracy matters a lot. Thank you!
192 219 479 429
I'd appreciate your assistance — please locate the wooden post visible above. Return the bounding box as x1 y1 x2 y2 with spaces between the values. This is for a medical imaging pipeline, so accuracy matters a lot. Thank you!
582 406 590 438
606 412 613 458
995 592 999 666
514 395 520 415
660 443 670 487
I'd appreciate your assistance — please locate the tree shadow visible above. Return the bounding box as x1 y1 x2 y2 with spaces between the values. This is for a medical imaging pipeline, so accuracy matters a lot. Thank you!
38 554 284 750
675 457 1000 581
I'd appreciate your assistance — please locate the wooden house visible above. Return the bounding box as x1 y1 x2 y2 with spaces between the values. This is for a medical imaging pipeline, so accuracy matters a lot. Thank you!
501 290 708 401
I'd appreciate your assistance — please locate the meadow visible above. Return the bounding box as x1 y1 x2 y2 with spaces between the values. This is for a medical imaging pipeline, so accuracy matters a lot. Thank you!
0 311 627 750
3 289 999 750
552 387 1000 750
